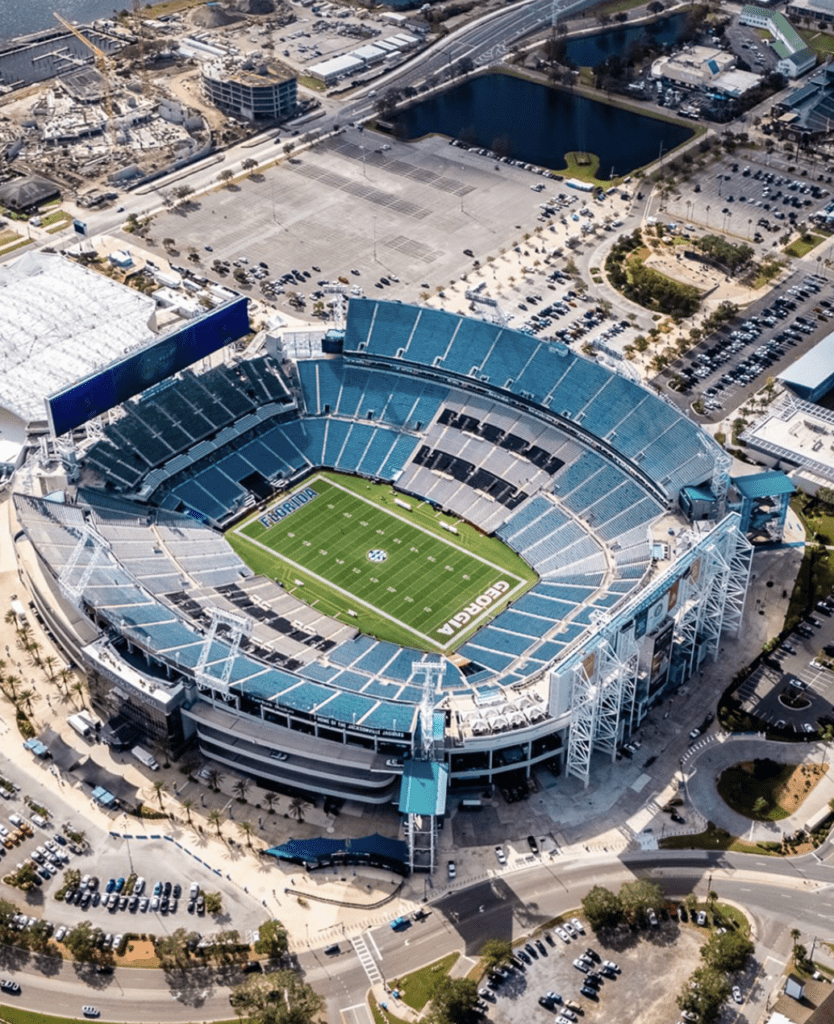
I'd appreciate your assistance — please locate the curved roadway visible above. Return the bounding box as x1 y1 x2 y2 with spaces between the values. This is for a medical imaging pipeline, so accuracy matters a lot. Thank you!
4 846 834 1022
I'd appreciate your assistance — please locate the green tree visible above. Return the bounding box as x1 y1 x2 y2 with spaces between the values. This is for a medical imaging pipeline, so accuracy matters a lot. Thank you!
581 885 623 931
479 938 513 974
64 922 114 966
181 798 195 825
152 780 167 807
263 792 279 814
204 891 223 915
230 968 325 1024
254 918 288 961
237 820 255 848
206 769 224 793
0 898 21 943
288 797 307 823
752 796 769 817
10 861 41 891
701 930 754 973
427 974 479 1024
232 777 252 802
619 878 664 922
156 927 195 969
29 919 57 955
208 810 223 835
677 966 732 1023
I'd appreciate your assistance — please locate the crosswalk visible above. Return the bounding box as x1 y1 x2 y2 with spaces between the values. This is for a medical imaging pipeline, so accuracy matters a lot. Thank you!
351 933 383 986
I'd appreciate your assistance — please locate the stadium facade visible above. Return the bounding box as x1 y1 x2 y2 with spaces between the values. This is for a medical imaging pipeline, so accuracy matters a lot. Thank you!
11 299 752 808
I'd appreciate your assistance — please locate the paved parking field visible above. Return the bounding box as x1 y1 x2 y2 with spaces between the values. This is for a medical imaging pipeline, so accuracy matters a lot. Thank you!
656 267 834 420
485 920 706 1024
149 130 549 308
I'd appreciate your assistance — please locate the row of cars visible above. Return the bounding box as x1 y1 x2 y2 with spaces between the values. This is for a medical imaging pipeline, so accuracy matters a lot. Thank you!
64 876 204 916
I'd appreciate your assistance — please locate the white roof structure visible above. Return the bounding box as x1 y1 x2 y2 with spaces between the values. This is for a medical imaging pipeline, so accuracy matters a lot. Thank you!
0 251 156 425
741 394 834 484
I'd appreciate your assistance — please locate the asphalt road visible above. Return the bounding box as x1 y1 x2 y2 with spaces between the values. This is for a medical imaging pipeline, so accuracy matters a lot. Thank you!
4 846 834 1022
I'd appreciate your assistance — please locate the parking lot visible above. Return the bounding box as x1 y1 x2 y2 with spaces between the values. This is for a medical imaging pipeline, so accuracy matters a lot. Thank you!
148 129 553 313
737 594 834 732
658 268 833 419
482 917 710 1024
0 766 264 946
663 152 834 242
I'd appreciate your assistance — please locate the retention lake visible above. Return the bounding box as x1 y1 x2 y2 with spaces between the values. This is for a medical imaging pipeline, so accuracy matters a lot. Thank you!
395 73 695 180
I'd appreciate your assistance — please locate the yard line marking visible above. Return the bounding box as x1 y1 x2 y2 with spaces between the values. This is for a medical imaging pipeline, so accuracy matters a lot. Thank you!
231 473 532 650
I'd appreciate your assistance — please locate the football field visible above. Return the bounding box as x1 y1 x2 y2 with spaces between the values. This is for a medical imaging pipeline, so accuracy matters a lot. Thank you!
227 472 537 653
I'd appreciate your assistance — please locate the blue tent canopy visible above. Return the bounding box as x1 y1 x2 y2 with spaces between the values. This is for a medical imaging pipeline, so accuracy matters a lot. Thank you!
265 833 409 874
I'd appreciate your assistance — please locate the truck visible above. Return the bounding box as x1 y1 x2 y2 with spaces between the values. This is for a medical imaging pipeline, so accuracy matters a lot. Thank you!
130 746 159 771
67 713 93 740
10 599 27 628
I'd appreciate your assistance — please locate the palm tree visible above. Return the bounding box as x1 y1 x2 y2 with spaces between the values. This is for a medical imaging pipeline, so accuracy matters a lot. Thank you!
263 792 279 815
236 821 254 848
208 810 223 835
206 769 224 793
232 778 251 803
43 655 56 681
70 681 85 707
4 609 18 632
152 781 167 807
791 928 801 951
181 798 195 825
58 668 72 691
288 797 307 823
18 688 39 715
5 675 20 698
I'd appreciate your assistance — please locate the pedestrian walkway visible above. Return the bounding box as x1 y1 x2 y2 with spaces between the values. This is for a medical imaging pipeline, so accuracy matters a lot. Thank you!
351 933 383 986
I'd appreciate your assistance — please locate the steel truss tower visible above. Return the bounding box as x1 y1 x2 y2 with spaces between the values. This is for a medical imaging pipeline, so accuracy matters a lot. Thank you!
195 608 254 697
59 525 111 604
564 515 750 787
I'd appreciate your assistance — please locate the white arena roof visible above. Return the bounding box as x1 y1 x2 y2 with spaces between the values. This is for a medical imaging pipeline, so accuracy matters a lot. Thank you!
0 251 156 425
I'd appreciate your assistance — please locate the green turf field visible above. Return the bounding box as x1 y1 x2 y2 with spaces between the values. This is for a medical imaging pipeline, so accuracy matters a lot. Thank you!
226 471 537 653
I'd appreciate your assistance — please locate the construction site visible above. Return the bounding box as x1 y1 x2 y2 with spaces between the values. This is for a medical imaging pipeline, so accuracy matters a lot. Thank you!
0 0 304 206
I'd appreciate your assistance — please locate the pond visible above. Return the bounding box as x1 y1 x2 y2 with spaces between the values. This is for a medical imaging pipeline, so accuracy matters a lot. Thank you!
563 12 691 68
393 72 694 181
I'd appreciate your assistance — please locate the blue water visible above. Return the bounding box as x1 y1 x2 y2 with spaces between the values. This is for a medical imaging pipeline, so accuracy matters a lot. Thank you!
395 72 694 180
0 0 122 41
563 13 690 68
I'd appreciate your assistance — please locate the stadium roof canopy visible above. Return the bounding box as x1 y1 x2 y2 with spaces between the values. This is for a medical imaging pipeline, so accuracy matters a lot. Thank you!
0 251 156 424
778 332 834 402
0 176 60 211
734 470 795 500
398 760 448 816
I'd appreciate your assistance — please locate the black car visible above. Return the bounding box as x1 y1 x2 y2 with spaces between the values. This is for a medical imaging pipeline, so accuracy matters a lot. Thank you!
173 884 182 900
527 835 540 855
585 948 601 962
671 812 686 824
163 881 172 898
160 897 169 913
535 939 546 955
581 985 598 999
517 950 531 964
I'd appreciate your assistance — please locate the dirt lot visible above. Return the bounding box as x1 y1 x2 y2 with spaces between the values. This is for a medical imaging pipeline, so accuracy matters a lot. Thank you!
487 918 706 1024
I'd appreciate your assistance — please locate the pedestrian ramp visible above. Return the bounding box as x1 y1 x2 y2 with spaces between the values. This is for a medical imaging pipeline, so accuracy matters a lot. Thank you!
340 1002 373 1024
351 933 383 986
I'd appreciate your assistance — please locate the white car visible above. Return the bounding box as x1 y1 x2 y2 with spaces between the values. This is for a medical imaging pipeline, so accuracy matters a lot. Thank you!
555 927 570 943
732 986 743 1004
151 896 160 911
112 934 123 950
54 926 67 942
563 922 577 938
134 877 145 895
602 959 620 973
570 917 585 934
494 846 506 865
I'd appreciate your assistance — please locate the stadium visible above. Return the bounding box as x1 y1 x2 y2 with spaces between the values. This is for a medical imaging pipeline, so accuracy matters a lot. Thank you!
9 288 752 867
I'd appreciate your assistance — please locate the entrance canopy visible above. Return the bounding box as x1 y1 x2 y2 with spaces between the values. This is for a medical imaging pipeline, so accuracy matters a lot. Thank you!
265 833 409 874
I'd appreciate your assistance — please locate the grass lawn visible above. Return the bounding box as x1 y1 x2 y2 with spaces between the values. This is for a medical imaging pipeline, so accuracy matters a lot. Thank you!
799 28 834 56
0 1010 238 1024
368 993 410 1024
717 761 826 821
659 822 778 855
298 75 327 92
393 952 460 1011
140 0 208 16
595 0 649 13
556 150 601 183
39 210 71 228
784 496 834 631
751 258 786 289
227 471 537 653
784 233 825 258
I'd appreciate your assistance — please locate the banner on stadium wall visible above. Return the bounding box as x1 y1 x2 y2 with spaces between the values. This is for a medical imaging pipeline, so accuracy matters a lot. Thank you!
649 618 675 695
46 297 249 436
667 578 680 614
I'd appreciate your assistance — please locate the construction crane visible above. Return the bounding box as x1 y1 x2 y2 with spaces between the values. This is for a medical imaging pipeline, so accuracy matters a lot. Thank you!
132 0 152 99
53 11 117 175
